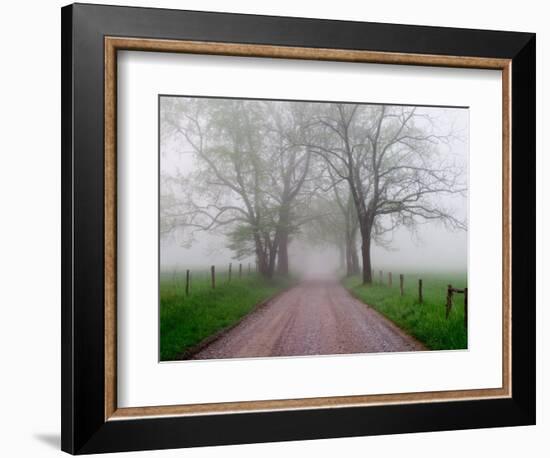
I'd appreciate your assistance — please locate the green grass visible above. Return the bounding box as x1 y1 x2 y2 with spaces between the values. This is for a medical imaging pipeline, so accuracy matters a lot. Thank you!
160 270 291 361
342 272 467 350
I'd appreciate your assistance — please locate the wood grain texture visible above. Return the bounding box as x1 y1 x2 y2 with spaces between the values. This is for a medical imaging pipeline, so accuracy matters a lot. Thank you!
109 386 510 419
106 37 510 69
104 39 117 420
502 62 512 398
104 36 512 420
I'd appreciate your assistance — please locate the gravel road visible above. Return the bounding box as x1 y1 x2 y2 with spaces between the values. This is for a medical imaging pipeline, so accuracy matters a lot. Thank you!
191 280 426 360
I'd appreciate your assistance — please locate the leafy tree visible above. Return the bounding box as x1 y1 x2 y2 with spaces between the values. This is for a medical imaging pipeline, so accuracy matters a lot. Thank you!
161 98 279 277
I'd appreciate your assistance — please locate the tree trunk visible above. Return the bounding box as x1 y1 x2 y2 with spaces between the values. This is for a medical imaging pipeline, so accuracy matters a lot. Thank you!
260 231 278 279
254 232 270 278
350 226 360 275
267 242 277 278
276 230 289 276
359 220 373 284
256 251 269 277
351 245 360 275
276 205 290 276
361 240 372 284
345 232 354 277
344 223 360 277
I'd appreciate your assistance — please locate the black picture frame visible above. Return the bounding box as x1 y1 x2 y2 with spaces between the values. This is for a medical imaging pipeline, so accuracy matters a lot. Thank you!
61 3 535 454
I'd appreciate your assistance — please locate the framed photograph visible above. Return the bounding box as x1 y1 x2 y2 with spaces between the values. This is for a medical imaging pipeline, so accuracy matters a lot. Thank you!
61 3 536 454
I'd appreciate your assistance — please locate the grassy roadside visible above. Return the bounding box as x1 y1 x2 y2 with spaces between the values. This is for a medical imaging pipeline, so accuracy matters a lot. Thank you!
342 273 467 350
160 273 292 361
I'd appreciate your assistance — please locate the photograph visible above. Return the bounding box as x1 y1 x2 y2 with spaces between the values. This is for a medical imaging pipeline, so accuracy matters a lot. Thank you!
54 2 536 455
159 96 469 361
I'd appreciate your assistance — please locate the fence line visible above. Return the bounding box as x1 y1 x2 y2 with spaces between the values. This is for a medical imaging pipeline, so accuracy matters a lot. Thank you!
165 262 257 295
169 266 467 328
372 269 466 327
211 265 216 289
446 285 468 329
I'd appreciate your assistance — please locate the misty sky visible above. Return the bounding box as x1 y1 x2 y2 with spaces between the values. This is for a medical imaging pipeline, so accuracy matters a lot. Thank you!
160 97 468 274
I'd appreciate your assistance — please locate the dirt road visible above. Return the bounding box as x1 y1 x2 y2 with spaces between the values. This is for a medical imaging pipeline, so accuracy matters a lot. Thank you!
191 280 426 360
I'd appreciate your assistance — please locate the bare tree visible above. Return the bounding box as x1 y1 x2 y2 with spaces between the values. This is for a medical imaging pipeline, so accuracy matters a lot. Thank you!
302 184 359 276
161 98 280 277
263 102 315 276
306 165 360 276
330 171 360 276
306 103 466 284
162 98 321 278
161 97 466 283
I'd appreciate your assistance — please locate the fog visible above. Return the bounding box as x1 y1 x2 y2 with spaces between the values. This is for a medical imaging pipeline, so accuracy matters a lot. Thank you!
161 224 467 274
160 97 468 277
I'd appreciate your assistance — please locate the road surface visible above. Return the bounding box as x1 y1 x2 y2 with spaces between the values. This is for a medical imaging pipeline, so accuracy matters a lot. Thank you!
191 280 426 360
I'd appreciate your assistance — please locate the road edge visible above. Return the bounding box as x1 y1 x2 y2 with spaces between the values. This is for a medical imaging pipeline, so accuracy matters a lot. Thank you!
342 280 429 351
173 284 295 361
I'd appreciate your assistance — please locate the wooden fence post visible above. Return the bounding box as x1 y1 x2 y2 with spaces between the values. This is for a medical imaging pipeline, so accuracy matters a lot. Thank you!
464 287 468 329
418 278 423 303
185 269 190 296
388 272 392 287
211 265 215 289
239 263 242 278
399 274 404 296
379 270 383 284
248 263 251 275
228 263 232 282
446 284 453 318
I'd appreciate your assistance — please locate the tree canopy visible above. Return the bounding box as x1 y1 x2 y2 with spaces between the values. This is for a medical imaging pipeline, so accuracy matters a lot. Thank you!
161 97 466 282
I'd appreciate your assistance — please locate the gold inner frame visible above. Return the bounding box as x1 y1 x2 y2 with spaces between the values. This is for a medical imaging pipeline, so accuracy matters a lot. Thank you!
104 36 512 421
